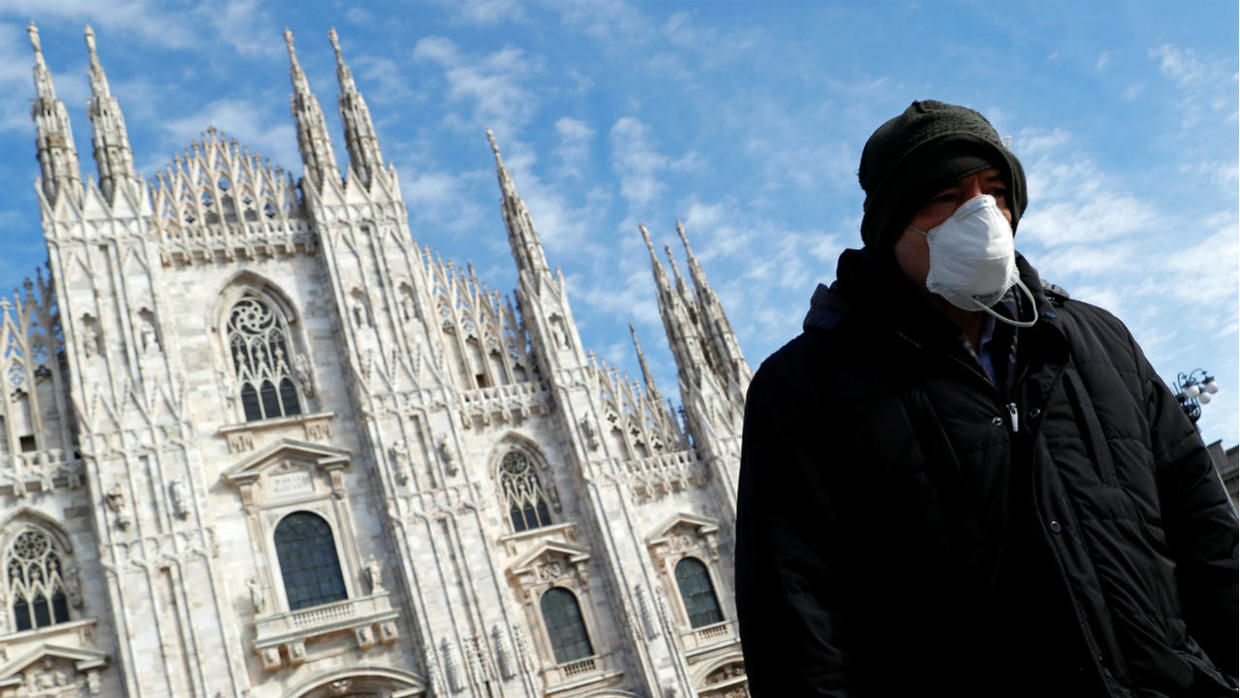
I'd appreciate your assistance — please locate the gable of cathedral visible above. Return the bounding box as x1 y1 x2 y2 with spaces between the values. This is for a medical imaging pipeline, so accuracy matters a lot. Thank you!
0 21 752 698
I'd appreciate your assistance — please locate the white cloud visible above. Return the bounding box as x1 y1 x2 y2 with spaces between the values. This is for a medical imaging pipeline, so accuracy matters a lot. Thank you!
1 0 195 50
1148 44 1238 128
553 117 594 177
344 7 375 26
425 0 525 25
352 55 416 103
609 117 667 208
412 36 539 133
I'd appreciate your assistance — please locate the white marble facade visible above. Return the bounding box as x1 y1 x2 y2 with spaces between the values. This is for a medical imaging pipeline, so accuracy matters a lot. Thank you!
0 24 752 698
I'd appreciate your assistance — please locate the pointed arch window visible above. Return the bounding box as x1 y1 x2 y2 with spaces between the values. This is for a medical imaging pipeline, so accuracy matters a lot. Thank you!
540 587 593 664
499 451 552 532
675 557 723 628
6 529 71 632
227 295 303 421
273 512 347 611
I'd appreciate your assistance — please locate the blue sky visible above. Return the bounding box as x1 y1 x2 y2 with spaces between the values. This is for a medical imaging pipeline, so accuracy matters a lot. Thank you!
0 1 1236 445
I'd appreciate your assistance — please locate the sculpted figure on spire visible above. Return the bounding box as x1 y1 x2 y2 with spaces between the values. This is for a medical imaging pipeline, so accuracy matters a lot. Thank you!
284 27 340 189
85 25 139 203
329 28 386 190
28 22 82 207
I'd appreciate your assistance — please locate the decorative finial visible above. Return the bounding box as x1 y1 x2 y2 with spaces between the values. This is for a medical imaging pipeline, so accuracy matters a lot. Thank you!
328 27 341 55
638 223 656 254
486 128 500 157
676 220 691 248
283 27 296 56
27 22 41 54
84 25 96 55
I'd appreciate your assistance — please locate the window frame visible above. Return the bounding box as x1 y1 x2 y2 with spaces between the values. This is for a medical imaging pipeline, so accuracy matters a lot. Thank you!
491 438 562 535
0 516 81 636
272 511 349 612
539 586 595 664
673 556 725 629
212 276 314 426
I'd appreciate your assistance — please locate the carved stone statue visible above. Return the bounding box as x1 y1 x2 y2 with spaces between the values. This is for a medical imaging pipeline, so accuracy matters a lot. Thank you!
169 479 189 519
140 320 158 353
389 440 411 484
82 325 99 358
105 483 130 529
365 557 384 593
293 353 314 398
247 576 266 614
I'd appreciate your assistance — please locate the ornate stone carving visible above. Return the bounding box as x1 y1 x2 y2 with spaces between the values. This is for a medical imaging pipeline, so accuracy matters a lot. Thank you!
105 483 130 530
247 576 266 614
169 479 189 519
635 583 659 639
293 353 315 398
442 638 464 692
438 433 458 476
389 440 411 484
364 557 383 593
580 418 599 450
492 623 515 680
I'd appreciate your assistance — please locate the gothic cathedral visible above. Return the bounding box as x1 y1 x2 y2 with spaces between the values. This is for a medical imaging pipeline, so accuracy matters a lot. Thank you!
0 23 752 698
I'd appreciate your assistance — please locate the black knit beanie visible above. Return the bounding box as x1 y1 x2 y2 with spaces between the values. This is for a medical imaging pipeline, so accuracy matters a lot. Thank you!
858 100 1027 251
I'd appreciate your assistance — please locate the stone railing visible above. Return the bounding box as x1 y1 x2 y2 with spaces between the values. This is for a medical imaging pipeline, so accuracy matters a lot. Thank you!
621 449 708 501
456 380 550 428
252 592 398 672
0 450 84 498
680 619 738 654
541 652 622 694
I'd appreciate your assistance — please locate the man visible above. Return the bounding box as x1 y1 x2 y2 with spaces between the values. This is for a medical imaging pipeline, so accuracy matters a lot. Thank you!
735 100 1238 696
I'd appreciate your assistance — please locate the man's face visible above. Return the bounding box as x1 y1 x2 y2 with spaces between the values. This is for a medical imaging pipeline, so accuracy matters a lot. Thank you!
892 168 1014 288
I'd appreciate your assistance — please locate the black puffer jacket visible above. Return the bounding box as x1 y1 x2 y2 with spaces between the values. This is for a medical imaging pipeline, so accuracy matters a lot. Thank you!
735 249 1238 697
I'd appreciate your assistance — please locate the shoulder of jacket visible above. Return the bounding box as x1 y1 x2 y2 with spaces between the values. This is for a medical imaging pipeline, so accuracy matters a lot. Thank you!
1040 278 1070 306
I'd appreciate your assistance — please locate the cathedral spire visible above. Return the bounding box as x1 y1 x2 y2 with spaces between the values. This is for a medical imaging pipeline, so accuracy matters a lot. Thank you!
677 221 713 302
85 25 139 203
28 22 82 207
676 220 751 397
630 323 664 406
329 28 385 189
284 28 339 189
639 223 671 296
641 223 707 387
663 243 693 304
488 129 550 279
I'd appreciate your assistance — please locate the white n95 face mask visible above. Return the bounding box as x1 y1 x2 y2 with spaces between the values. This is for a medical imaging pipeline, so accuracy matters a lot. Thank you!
910 194 1038 328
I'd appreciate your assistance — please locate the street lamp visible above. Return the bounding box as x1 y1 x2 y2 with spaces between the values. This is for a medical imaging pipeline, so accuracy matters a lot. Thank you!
1173 369 1220 423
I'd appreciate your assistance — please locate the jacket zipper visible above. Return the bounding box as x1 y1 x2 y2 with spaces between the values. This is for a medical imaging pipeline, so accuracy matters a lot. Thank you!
894 329 1014 426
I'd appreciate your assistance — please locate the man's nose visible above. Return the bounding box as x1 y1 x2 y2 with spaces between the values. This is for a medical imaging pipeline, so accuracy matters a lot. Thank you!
963 173 985 198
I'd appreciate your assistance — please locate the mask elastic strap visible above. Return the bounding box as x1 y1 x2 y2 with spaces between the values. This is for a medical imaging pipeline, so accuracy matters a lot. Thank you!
968 277 1039 328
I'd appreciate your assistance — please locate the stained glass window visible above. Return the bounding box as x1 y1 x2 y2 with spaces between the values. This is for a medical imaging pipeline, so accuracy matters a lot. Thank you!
273 512 347 611
227 295 302 421
499 452 552 532
6 529 71 632
675 557 723 628
540 587 593 664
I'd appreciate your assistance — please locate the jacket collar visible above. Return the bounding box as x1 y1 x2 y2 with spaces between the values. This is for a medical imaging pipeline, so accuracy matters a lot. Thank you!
804 247 1068 354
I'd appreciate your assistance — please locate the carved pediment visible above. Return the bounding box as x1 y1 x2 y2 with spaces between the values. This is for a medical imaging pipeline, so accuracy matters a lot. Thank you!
647 513 720 563
222 438 350 486
647 513 718 545
508 539 590 587
0 643 108 693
